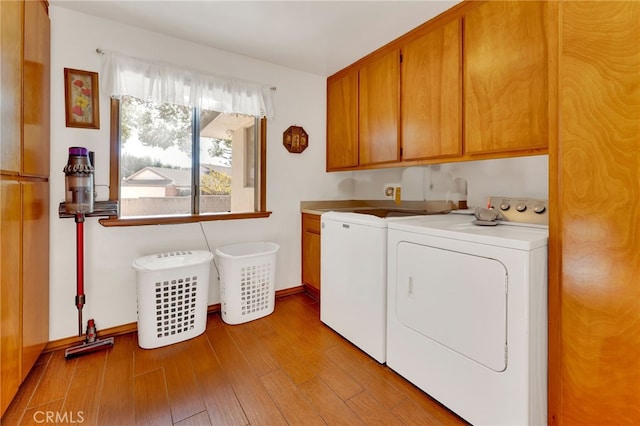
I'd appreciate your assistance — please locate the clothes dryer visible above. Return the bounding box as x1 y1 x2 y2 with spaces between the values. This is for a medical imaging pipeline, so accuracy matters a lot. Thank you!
386 198 548 425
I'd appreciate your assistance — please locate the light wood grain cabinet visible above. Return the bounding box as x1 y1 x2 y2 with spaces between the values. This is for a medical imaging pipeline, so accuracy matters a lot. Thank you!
0 181 22 414
0 0 50 416
401 18 462 161
0 0 22 174
21 181 50 379
23 0 51 177
326 70 358 170
301 213 321 298
463 0 550 155
326 49 400 170
326 1 550 171
358 49 400 165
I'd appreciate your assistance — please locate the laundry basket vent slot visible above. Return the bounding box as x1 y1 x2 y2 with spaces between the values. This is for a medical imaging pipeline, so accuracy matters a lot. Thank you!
156 250 193 258
153 277 199 338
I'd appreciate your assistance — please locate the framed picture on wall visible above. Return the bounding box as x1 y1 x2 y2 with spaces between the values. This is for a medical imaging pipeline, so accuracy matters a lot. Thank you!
64 68 100 129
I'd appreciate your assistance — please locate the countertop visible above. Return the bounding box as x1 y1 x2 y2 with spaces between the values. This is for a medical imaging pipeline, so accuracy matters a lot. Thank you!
300 200 454 216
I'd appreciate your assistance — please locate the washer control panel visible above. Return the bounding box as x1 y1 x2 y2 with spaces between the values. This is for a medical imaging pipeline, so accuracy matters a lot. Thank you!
488 196 548 226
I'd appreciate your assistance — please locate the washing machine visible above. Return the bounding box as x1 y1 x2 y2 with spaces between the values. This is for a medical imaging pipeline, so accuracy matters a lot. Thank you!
321 211 389 363
320 206 448 363
386 197 549 426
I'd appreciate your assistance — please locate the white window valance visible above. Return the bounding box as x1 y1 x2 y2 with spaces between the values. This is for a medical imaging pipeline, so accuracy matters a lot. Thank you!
101 50 275 119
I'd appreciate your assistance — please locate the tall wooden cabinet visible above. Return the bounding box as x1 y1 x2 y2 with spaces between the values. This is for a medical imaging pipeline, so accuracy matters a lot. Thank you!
549 2 640 424
0 0 50 417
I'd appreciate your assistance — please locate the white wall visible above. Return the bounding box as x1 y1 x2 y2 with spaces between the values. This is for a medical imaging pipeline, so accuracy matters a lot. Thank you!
440 155 548 207
351 156 548 205
49 7 347 340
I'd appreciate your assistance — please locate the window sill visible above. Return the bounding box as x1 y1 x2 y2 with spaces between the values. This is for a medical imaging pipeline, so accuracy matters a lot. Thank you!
99 211 272 227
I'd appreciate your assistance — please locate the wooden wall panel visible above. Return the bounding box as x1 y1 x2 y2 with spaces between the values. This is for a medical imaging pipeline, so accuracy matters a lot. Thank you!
550 2 640 424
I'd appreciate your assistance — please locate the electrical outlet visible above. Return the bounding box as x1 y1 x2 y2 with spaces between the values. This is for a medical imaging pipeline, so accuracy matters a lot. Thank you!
384 186 394 198
383 183 400 198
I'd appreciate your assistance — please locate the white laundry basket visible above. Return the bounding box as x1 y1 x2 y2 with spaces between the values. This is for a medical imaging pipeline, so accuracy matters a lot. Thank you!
215 242 279 325
132 250 213 349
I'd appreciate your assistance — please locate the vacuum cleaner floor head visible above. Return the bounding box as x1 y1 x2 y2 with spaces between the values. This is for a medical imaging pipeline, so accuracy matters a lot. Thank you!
64 337 114 359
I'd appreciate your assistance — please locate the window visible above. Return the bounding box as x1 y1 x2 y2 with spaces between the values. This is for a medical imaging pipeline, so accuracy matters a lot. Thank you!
99 50 274 226
104 97 269 226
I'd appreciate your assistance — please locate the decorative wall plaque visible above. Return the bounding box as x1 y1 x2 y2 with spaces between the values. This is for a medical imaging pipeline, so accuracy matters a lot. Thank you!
283 125 308 153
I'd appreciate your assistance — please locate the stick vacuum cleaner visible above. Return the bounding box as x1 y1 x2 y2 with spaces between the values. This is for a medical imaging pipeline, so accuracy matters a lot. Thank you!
62 147 114 359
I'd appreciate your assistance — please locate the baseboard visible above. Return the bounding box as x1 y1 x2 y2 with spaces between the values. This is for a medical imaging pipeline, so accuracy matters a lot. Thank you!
303 284 320 301
44 286 306 353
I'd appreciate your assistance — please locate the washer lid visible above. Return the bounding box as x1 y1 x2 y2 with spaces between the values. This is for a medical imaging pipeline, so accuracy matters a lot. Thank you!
388 214 548 250
321 211 389 228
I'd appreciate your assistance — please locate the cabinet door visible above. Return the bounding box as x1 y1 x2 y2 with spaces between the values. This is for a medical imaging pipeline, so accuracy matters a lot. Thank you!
0 180 21 415
402 19 462 160
0 0 22 174
327 70 358 170
464 1 549 155
301 214 321 293
21 181 49 380
359 50 400 165
23 0 50 177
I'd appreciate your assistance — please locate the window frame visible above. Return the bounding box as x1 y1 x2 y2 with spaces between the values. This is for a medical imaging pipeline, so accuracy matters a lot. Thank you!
99 98 271 227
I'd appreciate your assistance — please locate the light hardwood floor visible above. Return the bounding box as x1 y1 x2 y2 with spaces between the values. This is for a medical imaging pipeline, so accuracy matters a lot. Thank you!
2 293 467 425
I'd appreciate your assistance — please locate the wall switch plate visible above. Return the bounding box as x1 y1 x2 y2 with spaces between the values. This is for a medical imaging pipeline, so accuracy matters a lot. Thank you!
394 187 402 204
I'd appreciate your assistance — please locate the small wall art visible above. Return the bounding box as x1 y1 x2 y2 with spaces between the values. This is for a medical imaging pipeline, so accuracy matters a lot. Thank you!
283 125 308 153
64 68 100 129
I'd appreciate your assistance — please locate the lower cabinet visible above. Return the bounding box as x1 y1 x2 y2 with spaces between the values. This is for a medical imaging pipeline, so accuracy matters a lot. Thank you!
301 213 321 298
0 180 49 416
1 181 21 414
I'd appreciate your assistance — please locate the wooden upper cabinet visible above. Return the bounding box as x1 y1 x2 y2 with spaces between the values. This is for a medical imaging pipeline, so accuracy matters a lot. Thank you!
23 0 50 177
464 1 550 155
0 0 23 174
327 70 359 170
0 0 50 177
358 49 400 165
401 18 462 161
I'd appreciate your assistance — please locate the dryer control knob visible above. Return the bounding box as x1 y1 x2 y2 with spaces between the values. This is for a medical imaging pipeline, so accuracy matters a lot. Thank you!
499 202 511 211
515 203 527 212
533 203 546 214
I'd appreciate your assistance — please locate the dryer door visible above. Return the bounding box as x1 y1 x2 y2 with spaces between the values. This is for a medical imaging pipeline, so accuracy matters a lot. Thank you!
395 242 508 372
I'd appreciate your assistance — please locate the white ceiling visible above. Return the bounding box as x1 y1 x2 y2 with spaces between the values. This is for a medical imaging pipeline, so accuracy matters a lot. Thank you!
50 0 461 77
